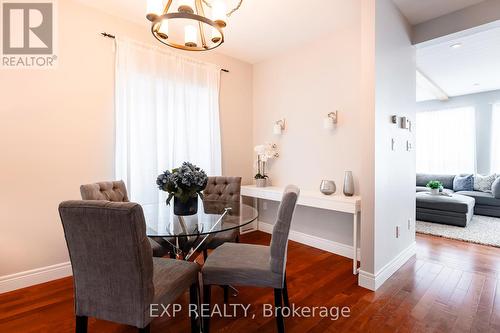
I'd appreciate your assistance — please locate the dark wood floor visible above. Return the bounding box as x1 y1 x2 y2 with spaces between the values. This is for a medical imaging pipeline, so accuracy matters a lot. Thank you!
1 232 500 333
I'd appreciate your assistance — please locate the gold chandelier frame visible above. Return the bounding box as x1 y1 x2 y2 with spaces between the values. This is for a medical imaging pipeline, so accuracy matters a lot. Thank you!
147 0 242 52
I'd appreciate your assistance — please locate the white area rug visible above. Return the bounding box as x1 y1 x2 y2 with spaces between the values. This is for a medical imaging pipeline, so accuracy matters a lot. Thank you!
416 215 500 248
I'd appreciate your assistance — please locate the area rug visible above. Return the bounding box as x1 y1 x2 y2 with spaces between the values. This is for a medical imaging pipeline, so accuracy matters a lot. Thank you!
416 215 500 248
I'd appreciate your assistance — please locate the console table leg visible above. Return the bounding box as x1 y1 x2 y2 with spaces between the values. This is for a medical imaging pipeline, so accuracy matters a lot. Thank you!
353 212 358 275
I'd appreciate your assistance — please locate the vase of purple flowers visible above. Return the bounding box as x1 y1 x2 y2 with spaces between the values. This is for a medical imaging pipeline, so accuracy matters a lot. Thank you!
156 162 208 216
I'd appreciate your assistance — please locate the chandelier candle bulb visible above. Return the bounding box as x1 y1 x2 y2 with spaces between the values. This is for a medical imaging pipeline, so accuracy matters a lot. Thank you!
146 0 163 18
157 20 169 39
212 0 228 27
211 27 222 43
185 25 198 47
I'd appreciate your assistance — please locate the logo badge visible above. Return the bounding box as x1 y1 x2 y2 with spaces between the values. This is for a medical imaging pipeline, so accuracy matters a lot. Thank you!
1 0 57 68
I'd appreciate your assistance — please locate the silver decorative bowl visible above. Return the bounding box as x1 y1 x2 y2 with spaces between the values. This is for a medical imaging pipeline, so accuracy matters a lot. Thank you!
320 180 336 195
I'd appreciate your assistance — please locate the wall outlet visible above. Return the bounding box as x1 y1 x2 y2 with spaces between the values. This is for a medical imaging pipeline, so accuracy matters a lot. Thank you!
391 138 395 151
396 225 400 238
408 219 411 230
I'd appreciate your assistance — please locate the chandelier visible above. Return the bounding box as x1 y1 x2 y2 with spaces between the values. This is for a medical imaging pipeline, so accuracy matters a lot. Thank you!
146 0 243 51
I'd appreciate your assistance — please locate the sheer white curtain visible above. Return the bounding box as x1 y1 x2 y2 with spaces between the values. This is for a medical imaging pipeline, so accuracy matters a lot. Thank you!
115 38 222 205
416 107 476 174
491 104 500 173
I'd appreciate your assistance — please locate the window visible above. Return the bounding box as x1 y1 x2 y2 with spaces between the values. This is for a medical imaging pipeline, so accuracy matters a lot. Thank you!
416 107 476 174
114 38 222 205
491 104 500 173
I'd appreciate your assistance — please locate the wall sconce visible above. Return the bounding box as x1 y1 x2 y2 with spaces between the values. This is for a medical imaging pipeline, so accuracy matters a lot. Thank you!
323 111 338 130
273 119 286 135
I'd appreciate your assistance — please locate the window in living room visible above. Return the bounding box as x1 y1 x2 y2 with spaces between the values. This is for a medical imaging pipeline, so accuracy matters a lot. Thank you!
416 106 476 174
491 103 500 173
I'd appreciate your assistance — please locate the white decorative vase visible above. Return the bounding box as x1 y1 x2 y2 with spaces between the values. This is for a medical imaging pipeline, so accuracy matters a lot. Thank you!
430 188 439 195
256 179 267 187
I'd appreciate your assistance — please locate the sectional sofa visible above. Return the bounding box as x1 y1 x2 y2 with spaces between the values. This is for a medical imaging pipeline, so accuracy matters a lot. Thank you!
416 173 500 227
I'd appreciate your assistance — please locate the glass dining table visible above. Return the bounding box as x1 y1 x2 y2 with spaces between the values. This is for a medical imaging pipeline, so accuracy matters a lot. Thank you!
142 199 258 260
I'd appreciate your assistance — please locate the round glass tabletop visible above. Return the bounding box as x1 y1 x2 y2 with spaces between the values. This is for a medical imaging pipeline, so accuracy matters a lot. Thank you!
142 200 258 238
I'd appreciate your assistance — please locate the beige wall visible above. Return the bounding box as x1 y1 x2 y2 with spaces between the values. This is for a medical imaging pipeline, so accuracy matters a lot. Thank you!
252 5 366 246
0 0 253 277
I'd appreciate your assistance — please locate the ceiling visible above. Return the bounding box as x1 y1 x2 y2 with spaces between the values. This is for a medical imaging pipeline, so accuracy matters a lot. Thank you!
76 0 357 64
393 0 486 25
416 24 500 101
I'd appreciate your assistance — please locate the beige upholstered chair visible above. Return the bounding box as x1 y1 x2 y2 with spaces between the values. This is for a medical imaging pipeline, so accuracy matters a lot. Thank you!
80 180 168 258
59 200 200 333
202 185 300 333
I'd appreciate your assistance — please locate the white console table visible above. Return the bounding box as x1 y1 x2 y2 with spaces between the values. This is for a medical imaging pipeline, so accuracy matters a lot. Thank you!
241 185 362 274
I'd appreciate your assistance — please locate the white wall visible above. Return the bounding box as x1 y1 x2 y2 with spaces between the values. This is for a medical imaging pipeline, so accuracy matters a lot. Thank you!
252 2 365 247
367 0 416 288
417 90 500 175
0 0 253 283
357 0 417 291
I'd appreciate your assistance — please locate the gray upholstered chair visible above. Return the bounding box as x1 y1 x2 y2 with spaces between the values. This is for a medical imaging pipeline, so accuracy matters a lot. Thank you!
202 185 300 333
201 176 242 257
59 200 200 333
80 180 168 258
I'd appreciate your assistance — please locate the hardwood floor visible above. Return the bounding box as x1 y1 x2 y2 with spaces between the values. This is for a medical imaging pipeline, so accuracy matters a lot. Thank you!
1 232 500 332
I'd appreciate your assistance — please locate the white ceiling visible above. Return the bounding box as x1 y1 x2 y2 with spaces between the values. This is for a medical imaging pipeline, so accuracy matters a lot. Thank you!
393 0 486 25
416 24 500 101
76 0 358 64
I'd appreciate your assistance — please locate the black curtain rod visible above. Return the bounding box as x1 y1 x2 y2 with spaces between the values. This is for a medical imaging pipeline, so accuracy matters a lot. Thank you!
101 32 229 73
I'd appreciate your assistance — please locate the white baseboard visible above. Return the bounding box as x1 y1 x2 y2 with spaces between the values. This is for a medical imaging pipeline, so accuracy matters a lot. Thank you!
0 262 72 294
258 221 360 259
358 241 416 291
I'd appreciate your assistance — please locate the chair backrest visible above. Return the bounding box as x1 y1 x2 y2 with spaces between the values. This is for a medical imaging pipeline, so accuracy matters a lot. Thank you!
270 185 300 279
203 177 242 202
80 180 129 202
59 200 154 327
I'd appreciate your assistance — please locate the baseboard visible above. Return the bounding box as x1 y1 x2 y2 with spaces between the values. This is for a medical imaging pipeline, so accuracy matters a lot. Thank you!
0 262 72 294
358 241 416 291
258 221 360 259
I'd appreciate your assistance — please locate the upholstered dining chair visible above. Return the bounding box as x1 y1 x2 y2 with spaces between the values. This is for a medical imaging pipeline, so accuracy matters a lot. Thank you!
59 201 200 333
201 177 242 256
202 185 300 333
80 180 168 258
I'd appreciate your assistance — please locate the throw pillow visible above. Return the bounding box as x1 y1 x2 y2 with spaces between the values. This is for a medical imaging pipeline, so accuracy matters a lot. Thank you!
492 177 500 199
474 174 497 192
453 174 474 192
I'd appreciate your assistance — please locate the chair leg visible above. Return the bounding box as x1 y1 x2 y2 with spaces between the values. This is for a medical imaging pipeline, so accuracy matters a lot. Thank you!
223 285 229 303
282 274 290 308
203 285 211 333
75 315 87 333
138 324 150 333
274 289 285 333
190 283 200 333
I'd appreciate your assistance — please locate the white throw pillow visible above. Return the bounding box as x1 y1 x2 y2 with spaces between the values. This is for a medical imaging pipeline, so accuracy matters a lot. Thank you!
474 174 497 192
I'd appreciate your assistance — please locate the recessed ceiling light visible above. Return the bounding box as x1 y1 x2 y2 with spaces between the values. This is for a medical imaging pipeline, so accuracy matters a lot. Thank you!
450 43 463 49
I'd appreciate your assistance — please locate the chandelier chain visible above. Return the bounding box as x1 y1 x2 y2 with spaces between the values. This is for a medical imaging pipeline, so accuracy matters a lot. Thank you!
201 0 243 17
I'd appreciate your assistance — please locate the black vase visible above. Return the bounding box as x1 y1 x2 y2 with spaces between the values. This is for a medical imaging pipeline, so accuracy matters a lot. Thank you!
173 196 198 216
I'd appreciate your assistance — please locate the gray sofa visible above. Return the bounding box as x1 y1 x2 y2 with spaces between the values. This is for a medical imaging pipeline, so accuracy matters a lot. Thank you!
416 173 500 226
